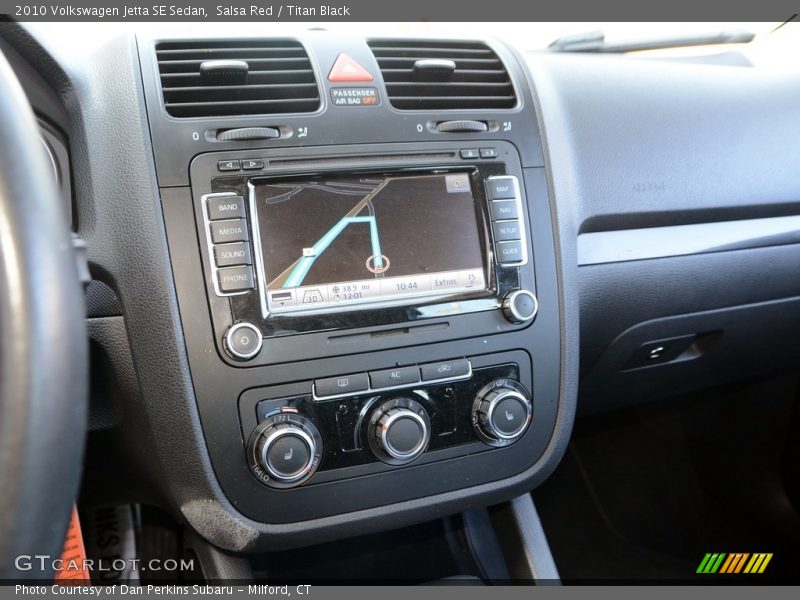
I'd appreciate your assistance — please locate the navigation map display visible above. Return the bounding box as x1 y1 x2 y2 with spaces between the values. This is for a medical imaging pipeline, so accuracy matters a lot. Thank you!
253 172 488 315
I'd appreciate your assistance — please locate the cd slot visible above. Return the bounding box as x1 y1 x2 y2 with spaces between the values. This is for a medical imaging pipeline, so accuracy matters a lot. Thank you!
328 322 450 345
267 151 456 169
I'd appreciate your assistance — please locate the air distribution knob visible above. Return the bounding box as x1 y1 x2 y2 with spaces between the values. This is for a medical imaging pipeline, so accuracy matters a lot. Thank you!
368 398 431 465
246 409 323 489
502 290 538 324
472 380 532 447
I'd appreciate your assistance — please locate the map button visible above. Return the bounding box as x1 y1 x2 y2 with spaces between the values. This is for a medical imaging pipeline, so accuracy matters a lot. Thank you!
486 176 517 200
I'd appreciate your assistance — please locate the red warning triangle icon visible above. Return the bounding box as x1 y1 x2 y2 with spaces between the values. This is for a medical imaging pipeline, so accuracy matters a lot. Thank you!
328 53 374 83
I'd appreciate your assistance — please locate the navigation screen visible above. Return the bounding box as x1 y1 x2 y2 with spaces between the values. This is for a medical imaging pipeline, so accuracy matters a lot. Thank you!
253 172 487 314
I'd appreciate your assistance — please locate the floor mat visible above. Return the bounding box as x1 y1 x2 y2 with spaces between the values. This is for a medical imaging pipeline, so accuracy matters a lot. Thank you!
534 373 800 582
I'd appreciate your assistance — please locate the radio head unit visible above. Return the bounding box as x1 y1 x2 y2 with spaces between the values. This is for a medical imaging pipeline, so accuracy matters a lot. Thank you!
189 142 536 365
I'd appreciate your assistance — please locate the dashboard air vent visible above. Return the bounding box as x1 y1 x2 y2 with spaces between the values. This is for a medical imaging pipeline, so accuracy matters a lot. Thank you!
367 40 516 110
156 40 320 118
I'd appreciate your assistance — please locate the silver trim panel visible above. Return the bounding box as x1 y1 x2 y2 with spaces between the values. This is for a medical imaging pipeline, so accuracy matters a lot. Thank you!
578 215 800 266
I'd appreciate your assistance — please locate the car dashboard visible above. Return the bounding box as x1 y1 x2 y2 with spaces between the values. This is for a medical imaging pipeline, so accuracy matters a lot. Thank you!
1 23 799 558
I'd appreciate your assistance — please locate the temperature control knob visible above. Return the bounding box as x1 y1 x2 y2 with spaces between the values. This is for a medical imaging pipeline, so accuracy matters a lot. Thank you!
368 398 431 465
246 409 323 489
472 380 532 447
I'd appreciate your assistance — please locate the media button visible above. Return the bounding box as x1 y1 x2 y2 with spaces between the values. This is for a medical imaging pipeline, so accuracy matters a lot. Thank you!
218 266 254 292
480 148 498 159
420 359 471 382
207 195 245 220
314 373 370 398
496 240 524 264
492 219 522 241
486 176 517 200
490 200 518 221
210 219 249 244
370 366 421 389
214 242 251 267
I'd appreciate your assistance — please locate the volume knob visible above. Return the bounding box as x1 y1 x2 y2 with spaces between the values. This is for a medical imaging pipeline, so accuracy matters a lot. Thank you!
502 290 538 324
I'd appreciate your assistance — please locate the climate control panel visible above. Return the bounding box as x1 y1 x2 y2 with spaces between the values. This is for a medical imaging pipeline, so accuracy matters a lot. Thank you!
240 355 533 489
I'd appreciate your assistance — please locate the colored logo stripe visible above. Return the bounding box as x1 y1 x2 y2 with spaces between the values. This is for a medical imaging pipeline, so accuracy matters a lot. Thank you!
697 553 726 573
719 553 749 573
698 552 773 574
744 553 773 574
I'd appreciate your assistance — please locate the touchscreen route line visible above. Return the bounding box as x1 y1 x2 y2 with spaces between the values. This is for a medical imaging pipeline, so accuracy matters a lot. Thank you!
283 216 383 288
269 178 392 288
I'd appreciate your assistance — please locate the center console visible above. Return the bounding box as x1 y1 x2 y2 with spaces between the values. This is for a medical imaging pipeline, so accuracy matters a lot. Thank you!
144 33 570 548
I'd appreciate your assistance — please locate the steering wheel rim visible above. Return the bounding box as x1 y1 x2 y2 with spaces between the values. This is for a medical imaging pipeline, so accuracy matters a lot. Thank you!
0 49 87 579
